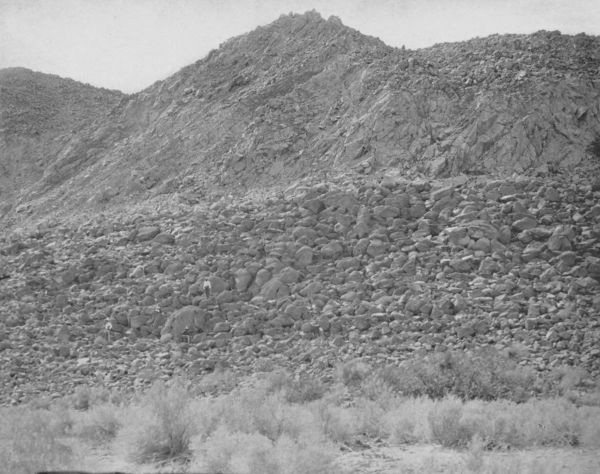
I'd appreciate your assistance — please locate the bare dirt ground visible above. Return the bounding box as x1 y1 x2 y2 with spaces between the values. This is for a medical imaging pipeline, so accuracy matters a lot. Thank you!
69 440 600 474
338 445 600 474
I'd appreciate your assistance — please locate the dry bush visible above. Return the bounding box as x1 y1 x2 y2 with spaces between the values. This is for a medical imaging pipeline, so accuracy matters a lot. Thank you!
428 397 474 448
73 402 123 443
263 370 327 403
0 407 78 474
383 398 432 445
375 349 537 401
196 368 238 396
337 359 372 387
69 385 113 410
213 387 323 443
312 402 360 444
192 426 275 474
354 398 389 439
191 426 342 474
115 378 197 464
390 395 600 450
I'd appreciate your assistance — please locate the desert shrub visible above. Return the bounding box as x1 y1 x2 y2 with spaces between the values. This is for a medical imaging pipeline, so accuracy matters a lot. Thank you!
359 373 397 407
46 400 75 436
196 369 238 396
264 370 327 403
0 407 77 474
514 398 585 447
215 388 322 443
194 426 274 474
384 401 427 445
283 377 327 404
542 365 590 396
337 359 372 387
73 402 123 443
354 398 389 439
312 402 360 444
264 369 293 393
375 349 537 401
191 426 341 474
428 397 475 448
116 378 197 464
69 385 111 410
425 397 600 450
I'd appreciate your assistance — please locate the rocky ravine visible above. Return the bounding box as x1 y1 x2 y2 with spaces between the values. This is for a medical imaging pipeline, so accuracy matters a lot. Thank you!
1 160 599 404
1 11 600 227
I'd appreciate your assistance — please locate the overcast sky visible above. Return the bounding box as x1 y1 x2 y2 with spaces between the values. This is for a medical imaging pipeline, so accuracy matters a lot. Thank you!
1 0 599 93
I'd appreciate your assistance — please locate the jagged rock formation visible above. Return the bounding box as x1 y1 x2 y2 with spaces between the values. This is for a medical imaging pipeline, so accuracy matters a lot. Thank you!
1 11 599 226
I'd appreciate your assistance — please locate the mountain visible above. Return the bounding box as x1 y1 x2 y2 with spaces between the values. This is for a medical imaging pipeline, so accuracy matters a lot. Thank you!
1 11 599 227
0 67 125 220
1 12 600 404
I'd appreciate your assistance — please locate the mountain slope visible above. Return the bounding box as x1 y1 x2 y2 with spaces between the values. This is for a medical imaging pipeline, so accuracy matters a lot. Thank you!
0 67 125 219
1 12 600 227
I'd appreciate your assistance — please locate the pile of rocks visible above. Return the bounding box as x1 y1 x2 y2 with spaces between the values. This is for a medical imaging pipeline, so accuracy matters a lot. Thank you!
1 160 599 404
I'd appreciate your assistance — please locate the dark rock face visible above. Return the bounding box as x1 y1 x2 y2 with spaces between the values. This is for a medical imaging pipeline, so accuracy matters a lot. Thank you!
1 13 600 226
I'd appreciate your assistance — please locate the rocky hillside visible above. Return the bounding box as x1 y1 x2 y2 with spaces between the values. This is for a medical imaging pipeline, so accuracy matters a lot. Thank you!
1 11 600 227
1 161 599 404
0 68 125 220
1 11 600 405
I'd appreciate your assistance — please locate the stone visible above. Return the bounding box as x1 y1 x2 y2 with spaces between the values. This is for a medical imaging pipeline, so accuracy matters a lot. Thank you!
153 232 175 244
234 268 253 292
278 266 301 284
260 278 290 300
136 226 161 242
295 246 313 267
161 306 206 338
321 241 344 259
512 217 537 232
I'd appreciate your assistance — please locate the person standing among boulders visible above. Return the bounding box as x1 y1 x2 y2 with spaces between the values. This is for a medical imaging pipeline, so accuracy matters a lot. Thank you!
203 279 212 298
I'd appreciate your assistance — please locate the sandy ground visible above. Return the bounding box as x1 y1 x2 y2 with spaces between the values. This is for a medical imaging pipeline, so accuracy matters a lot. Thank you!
337 445 600 474
68 440 600 474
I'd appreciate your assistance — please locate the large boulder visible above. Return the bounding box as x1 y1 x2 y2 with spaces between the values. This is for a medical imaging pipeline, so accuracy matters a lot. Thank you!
161 306 206 339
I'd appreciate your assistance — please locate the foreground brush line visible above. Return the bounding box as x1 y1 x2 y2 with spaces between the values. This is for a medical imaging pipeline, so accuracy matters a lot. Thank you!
37 471 129 474
2 360 599 474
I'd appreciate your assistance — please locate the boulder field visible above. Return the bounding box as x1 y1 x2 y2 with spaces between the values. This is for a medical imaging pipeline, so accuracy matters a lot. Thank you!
1 163 599 404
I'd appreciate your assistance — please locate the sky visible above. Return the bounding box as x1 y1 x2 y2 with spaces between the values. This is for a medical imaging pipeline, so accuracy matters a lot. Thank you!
1 0 599 93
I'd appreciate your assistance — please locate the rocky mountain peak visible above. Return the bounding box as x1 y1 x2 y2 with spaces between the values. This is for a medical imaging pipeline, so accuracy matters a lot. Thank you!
1 13 599 227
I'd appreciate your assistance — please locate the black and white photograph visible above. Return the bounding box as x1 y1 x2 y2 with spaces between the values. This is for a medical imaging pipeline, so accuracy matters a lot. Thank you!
1 0 600 472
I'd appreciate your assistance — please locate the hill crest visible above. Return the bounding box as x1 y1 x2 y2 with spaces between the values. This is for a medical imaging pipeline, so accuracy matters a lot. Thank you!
1 12 600 227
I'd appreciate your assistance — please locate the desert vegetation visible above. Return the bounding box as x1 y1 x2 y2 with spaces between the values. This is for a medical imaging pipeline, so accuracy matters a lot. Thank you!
3 351 599 474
